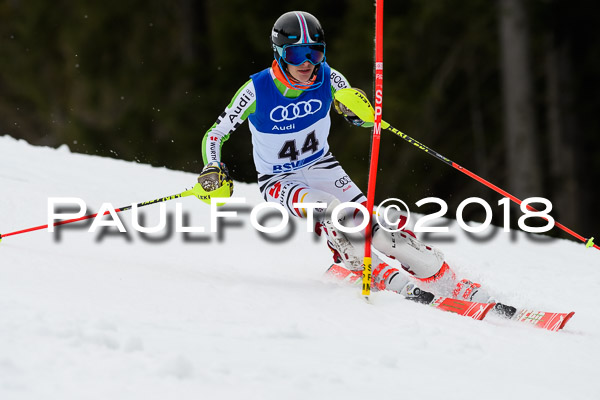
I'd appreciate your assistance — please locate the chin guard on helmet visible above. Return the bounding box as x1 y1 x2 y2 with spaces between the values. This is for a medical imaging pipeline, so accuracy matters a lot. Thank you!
334 88 374 128
190 181 233 207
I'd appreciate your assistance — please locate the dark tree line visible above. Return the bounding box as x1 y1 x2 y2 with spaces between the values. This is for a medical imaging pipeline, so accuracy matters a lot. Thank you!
1 0 598 239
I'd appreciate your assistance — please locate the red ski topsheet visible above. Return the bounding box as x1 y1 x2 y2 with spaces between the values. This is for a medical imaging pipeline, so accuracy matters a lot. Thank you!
514 309 575 331
324 264 575 329
431 297 495 320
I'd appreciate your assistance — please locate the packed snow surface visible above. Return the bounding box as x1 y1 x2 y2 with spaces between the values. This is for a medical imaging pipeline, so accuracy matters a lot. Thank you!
1 135 598 399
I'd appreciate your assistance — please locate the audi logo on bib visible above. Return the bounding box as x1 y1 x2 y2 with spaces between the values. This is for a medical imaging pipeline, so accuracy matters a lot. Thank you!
270 100 322 122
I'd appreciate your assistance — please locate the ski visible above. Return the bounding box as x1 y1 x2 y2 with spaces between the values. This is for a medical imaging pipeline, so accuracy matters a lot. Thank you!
324 263 575 328
492 304 575 332
429 296 494 320
324 264 494 321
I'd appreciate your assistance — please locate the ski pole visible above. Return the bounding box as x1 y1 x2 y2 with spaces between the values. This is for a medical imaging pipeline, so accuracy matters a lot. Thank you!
0 183 210 243
334 88 599 251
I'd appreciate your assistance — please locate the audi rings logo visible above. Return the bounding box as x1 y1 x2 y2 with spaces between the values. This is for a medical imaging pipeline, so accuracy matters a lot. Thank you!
270 100 322 122
334 175 351 188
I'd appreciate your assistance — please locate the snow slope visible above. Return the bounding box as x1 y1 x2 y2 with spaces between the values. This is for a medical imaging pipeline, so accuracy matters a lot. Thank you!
1 135 598 400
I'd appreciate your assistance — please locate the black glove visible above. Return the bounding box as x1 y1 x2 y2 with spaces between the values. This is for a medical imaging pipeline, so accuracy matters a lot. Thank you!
197 161 233 195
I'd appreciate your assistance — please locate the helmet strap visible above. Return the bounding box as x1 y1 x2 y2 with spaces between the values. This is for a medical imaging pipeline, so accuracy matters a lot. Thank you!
310 63 322 81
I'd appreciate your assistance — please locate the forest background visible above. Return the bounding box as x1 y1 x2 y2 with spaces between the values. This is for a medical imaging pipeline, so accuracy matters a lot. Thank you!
1 0 598 240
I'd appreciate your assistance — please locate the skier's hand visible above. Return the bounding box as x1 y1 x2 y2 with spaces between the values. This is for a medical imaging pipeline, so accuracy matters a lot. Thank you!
197 161 233 195
334 88 373 127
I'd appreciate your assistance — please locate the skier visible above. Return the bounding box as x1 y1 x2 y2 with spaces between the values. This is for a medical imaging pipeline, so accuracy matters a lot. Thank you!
196 11 492 305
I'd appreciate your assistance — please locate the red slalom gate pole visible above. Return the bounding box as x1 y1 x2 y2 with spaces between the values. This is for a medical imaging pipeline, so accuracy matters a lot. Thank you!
362 0 385 298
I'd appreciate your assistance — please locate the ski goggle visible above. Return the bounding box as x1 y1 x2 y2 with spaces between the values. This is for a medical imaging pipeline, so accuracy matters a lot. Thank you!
281 44 326 66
